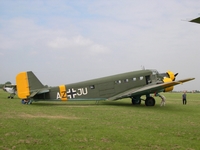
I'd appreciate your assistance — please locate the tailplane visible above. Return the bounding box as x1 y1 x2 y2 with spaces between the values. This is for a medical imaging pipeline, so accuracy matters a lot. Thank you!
16 71 44 99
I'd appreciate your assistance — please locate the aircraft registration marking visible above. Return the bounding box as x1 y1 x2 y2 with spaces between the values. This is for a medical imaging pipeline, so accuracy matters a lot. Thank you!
67 88 77 99
59 85 67 101
56 87 88 100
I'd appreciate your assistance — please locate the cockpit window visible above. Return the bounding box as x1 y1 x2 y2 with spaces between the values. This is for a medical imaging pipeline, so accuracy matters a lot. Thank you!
150 69 159 75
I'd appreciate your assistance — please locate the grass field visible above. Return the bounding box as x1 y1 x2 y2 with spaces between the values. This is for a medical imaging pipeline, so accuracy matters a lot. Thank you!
0 90 200 150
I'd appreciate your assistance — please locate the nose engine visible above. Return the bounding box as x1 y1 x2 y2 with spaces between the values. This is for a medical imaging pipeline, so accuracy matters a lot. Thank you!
159 71 178 92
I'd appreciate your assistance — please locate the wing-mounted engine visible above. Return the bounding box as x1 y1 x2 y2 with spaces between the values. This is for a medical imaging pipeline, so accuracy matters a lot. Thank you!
166 71 178 81
159 71 178 92
163 77 173 92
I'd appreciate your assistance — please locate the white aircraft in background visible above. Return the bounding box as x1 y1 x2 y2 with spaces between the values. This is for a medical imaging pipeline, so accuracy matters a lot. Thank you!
3 84 17 99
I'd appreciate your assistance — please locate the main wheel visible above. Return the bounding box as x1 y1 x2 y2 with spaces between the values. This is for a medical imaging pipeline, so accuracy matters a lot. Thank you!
131 97 141 105
145 97 155 106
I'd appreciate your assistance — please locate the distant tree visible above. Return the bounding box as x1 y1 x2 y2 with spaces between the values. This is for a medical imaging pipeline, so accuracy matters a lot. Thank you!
5 81 11 84
0 81 11 88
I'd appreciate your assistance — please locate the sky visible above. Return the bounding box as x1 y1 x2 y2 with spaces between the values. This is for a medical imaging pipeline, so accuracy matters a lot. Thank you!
0 0 199 91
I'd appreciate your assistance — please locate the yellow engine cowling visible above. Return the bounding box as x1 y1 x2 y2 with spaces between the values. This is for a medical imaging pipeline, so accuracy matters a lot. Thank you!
166 71 176 81
163 76 174 92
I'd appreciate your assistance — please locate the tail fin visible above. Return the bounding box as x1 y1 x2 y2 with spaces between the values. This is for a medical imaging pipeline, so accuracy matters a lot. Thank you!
16 71 44 99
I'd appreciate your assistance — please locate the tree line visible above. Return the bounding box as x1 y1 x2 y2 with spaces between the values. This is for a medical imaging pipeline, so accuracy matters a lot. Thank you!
0 81 11 88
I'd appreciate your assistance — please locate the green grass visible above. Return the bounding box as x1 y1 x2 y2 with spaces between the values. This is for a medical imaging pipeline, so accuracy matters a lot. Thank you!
0 90 200 150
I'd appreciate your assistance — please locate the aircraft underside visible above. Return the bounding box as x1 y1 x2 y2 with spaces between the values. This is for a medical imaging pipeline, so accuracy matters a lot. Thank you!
22 96 155 106
131 95 155 106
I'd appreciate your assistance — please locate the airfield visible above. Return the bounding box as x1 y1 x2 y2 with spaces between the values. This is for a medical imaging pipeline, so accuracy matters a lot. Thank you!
0 90 200 150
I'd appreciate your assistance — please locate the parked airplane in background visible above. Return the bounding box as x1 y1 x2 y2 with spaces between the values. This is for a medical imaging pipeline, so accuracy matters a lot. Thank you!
189 16 200 24
14 69 194 106
3 84 17 99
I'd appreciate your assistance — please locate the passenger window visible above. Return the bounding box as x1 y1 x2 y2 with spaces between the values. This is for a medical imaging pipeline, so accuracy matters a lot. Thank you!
115 80 122 84
140 76 143 80
124 79 129 83
90 85 95 89
133 77 136 81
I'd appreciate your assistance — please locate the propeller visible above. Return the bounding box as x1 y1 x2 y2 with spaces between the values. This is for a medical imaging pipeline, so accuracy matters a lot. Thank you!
158 71 178 81
173 73 178 81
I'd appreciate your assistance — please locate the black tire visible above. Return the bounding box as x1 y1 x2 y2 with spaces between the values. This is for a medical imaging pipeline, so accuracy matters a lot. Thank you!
131 97 141 105
145 97 155 106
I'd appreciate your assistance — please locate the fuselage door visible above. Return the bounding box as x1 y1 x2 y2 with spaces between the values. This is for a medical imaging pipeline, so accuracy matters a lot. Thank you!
145 75 151 85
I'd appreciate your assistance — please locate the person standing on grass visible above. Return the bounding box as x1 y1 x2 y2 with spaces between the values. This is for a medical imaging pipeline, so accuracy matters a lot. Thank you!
154 93 166 106
160 94 166 106
182 91 187 105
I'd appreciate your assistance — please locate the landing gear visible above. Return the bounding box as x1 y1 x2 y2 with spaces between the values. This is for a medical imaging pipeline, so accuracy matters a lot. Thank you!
145 97 155 106
21 99 33 104
131 95 156 106
28 100 32 104
8 96 14 99
131 96 141 105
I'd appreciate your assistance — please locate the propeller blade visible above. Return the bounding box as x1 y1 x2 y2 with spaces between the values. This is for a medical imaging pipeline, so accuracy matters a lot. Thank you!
173 73 178 81
175 73 178 77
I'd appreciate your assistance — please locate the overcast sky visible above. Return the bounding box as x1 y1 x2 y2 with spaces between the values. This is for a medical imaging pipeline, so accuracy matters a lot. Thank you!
0 0 199 91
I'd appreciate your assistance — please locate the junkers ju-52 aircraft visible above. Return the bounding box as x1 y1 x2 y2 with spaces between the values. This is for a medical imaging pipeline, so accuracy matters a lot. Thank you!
12 69 194 106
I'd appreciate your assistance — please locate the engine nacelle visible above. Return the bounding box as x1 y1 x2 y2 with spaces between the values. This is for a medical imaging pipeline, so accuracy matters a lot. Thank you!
163 77 174 92
164 86 174 92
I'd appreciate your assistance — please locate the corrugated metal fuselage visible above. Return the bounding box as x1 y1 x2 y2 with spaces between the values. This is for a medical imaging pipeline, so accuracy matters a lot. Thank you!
32 70 156 101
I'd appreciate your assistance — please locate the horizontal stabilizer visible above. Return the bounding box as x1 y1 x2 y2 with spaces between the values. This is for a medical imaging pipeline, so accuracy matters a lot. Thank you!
28 89 49 98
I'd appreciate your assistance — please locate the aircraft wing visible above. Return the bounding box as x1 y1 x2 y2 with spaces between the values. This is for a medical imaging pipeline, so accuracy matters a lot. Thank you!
107 78 195 101
189 17 200 24
4 84 16 88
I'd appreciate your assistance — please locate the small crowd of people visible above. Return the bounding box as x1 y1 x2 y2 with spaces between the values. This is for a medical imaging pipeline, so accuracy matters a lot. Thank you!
21 99 29 104
154 91 187 106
